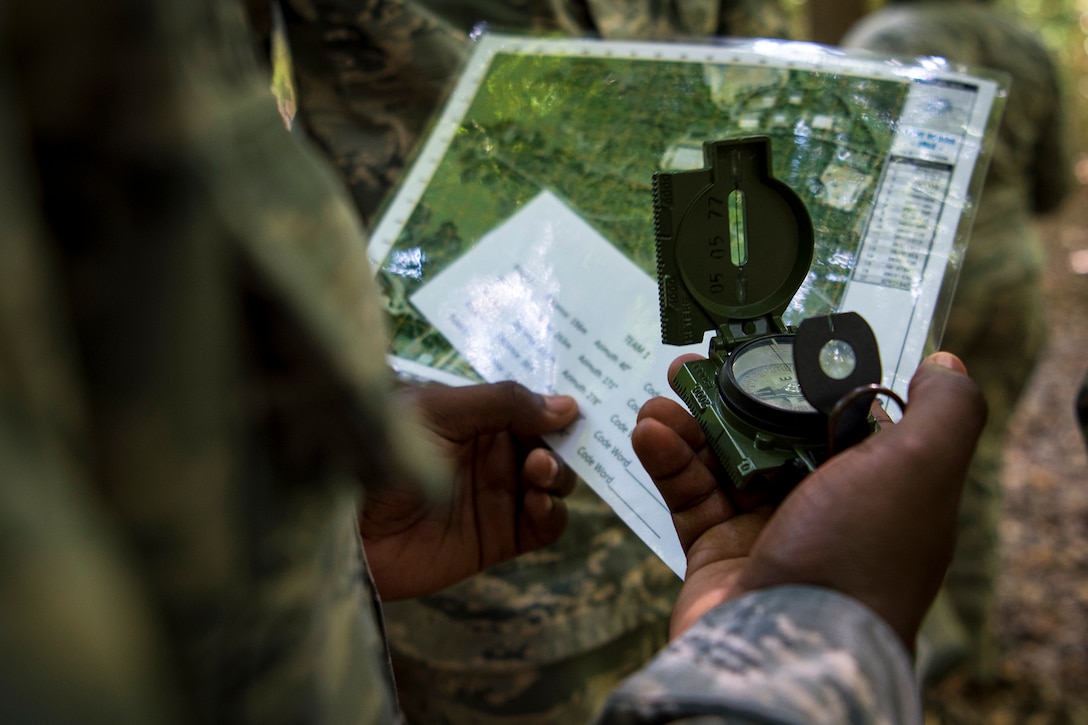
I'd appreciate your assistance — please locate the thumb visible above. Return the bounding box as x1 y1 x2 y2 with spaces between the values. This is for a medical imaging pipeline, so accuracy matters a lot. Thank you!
736 352 987 649
884 352 988 486
404 381 579 441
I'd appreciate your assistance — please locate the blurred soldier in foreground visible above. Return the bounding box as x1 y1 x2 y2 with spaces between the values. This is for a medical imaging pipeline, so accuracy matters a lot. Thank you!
0 1 988 723
254 2 795 721
844 0 1073 683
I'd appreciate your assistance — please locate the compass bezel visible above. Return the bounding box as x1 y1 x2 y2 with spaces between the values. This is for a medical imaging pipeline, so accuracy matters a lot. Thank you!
718 334 825 440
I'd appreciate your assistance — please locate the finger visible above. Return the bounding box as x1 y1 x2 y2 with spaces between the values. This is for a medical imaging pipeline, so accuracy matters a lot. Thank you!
821 351 981 480
632 400 713 511
736 351 986 647
637 396 772 505
518 487 569 551
522 448 577 498
636 396 705 449
632 405 739 552
803 352 985 523
926 350 968 375
667 353 707 393
870 397 895 427
880 352 986 483
406 381 579 441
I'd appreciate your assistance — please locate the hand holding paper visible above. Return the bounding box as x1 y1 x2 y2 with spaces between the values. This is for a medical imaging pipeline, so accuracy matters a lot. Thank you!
360 380 579 600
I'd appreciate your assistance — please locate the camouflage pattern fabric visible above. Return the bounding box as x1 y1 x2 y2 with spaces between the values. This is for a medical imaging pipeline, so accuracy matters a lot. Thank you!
0 0 441 721
269 2 794 723
272 0 468 226
382 487 679 725
277 0 792 228
595 587 921 725
843 0 1073 681
1 1 925 723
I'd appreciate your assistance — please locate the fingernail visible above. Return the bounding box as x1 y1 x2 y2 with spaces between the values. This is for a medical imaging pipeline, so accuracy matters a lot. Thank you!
928 351 967 374
543 394 578 415
543 454 559 484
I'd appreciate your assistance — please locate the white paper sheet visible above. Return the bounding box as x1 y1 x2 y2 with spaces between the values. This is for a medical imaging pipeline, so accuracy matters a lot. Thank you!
411 191 702 576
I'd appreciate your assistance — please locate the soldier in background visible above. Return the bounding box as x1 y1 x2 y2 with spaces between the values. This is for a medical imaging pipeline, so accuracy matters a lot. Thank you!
254 2 795 722
843 0 1073 683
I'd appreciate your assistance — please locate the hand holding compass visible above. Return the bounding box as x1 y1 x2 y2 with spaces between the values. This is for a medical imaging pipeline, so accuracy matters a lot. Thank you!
653 137 891 490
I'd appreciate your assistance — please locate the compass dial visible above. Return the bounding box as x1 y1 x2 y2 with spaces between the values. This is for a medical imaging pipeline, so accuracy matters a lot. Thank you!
728 336 815 413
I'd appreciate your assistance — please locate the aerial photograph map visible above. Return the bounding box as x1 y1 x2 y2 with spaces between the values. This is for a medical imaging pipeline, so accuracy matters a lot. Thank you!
372 36 960 380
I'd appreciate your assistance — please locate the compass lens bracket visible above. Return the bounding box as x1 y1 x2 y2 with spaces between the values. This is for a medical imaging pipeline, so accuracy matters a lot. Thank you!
654 136 815 351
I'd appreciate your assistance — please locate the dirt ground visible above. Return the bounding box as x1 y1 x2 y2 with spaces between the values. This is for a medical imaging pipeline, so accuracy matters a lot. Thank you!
923 182 1088 723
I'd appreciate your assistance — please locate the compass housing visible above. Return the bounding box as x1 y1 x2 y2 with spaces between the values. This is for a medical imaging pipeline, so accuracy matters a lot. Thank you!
655 136 814 349
718 334 825 440
654 137 824 488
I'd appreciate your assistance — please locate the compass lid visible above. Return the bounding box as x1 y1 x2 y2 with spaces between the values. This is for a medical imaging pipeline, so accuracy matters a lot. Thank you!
654 137 814 346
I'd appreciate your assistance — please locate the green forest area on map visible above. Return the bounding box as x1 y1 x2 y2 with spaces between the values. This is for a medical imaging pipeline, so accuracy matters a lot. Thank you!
377 50 909 377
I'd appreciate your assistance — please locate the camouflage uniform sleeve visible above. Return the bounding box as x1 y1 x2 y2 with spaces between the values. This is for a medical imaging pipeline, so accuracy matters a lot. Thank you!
0 16 184 723
594 586 921 725
3 0 446 721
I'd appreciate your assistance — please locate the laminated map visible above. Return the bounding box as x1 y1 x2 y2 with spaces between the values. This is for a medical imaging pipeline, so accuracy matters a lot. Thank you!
369 35 1004 576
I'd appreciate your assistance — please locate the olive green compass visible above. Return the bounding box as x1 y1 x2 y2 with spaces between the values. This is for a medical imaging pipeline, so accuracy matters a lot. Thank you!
653 137 887 489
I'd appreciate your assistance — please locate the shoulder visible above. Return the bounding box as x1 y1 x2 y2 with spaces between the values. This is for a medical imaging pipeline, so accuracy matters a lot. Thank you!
843 3 1052 70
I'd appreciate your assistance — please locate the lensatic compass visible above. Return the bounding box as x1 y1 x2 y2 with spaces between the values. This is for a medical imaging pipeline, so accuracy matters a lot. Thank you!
653 136 895 490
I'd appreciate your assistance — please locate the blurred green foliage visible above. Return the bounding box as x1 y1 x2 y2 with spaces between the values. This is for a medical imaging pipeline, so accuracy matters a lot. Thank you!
999 0 1087 152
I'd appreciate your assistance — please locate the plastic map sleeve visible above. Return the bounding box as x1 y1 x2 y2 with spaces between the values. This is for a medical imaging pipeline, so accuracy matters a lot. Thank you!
367 34 1005 577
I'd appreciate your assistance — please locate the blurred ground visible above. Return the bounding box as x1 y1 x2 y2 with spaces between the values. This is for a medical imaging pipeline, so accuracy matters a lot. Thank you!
923 180 1088 723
